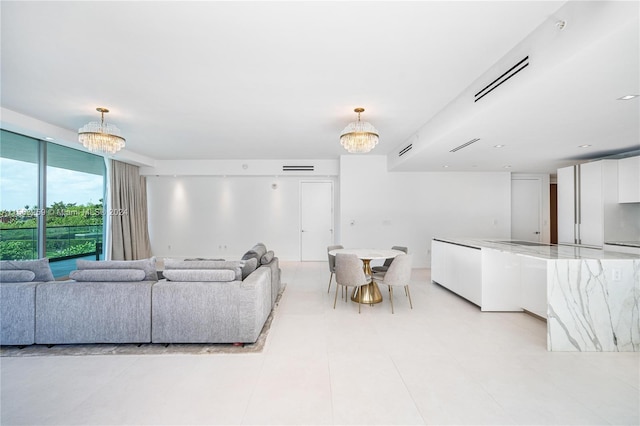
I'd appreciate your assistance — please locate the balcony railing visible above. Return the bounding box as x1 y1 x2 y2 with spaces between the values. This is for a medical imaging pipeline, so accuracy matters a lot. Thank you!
0 225 103 262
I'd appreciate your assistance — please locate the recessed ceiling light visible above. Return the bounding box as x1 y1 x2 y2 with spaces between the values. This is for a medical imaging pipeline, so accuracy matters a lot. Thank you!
493 144 505 148
503 165 512 169
617 95 639 100
45 137 54 141
442 165 449 168
578 144 592 148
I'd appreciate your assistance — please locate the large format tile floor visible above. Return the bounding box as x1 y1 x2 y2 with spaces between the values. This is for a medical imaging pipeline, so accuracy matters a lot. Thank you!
1 261 638 425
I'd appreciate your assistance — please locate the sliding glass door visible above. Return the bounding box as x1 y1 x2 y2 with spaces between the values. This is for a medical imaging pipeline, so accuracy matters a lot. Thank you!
0 130 106 278
0 131 39 260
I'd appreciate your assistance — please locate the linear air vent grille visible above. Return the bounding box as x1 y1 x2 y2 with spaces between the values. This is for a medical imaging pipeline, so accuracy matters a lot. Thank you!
282 165 314 172
474 56 529 103
450 138 481 153
398 144 413 157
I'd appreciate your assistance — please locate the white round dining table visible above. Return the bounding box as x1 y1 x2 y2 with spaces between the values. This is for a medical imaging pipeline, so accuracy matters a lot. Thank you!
328 248 405 304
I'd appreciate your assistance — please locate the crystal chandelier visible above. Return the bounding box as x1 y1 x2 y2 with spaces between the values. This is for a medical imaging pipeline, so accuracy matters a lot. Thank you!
78 107 126 154
339 107 379 153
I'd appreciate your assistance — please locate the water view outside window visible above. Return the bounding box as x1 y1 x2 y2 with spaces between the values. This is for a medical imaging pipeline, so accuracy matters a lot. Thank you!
0 130 106 278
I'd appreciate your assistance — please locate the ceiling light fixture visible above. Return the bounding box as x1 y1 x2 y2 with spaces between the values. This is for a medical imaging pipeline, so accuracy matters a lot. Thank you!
340 108 379 153
78 107 126 154
494 144 505 148
578 144 592 148
617 95 639 100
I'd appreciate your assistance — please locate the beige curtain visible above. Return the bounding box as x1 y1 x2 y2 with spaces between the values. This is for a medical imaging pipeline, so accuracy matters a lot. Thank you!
110 160 152 260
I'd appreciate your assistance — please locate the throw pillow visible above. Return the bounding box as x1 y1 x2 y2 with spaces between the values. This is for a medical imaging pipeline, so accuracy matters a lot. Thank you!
0 270 36 283
0 258 54 282
241 258 258 280
251 243 268 259
76 257 157 281
69 269 146 282
241 250 260 264
163 269 236 282
260 250 274 265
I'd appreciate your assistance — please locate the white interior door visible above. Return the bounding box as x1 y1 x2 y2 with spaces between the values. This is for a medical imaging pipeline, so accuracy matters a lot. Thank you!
511 178 542 242
300 181 333 261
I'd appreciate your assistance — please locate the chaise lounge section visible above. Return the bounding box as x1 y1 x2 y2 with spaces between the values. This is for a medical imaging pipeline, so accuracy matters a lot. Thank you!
152 260 272 343
35 258 157 344
0 259 56 346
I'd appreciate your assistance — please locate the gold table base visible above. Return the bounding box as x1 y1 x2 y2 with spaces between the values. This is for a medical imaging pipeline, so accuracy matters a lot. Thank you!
351 282 383 304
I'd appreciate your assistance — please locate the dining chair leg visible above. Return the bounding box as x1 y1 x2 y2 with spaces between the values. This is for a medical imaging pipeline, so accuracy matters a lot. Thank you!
406 285 413 309
333 284 339 309
389 286 395 314
327 272 334 293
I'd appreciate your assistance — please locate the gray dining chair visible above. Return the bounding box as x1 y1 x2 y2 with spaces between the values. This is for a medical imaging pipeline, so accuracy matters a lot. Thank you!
372 253 413 314
334 253 371 314
327 244 344 293
371 246 408 275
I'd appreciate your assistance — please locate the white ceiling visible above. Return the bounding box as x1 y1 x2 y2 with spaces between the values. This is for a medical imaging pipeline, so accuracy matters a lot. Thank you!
1 1 638 174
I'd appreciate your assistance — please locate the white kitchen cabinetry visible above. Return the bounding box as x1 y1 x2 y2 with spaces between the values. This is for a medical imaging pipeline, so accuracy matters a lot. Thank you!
618 156 640 203
431 240 481 306
557 160 618 247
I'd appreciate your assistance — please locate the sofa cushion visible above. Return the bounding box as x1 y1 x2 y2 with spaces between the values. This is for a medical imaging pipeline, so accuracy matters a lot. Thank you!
0 258 54 282
241 258 258 280
260 250 275 265
184 258 225 261
163 259 243 281
0 270 36 283
163 269 236 282
76 257 157 281
70 269 146 282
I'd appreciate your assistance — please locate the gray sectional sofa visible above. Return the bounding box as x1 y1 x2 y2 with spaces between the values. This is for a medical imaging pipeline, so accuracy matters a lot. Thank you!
0 243 282 346
0 258 55 345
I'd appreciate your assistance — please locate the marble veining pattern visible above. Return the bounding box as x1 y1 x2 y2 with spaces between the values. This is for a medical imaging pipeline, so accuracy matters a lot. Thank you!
548 259 640 351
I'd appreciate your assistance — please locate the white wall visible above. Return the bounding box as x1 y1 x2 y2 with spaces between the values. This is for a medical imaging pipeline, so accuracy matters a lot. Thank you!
147 156 512 266
147 175 338 260
339 155 512 267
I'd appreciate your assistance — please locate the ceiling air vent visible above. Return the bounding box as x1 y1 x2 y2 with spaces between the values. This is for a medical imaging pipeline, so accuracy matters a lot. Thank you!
282 165 314 172
398 144 413 157
474 56 529 103
450 138 480 153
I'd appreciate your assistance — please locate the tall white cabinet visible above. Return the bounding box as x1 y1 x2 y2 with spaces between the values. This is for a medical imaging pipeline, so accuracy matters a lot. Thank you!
557 160 618 247
618 156 640 203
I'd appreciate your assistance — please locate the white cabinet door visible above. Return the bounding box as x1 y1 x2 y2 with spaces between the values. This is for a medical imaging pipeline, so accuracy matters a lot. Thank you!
430 240 448 285
579 162 604 247
557 166 576 244
520 257 548 318
618 156 640 203
431 240 481 306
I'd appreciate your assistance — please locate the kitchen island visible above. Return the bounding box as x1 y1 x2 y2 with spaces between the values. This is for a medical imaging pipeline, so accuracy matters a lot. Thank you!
431 238 639 352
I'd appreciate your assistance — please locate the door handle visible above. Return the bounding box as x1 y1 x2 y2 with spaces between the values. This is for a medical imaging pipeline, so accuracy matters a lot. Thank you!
534 231 540 234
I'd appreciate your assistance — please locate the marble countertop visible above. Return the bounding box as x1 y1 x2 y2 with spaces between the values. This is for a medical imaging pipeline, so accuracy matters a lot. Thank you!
604 241 640 248
433 238 640 260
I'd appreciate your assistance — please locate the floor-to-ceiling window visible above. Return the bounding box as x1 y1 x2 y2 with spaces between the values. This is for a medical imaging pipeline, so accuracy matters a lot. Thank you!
0 130 106 278
0 131 39 261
